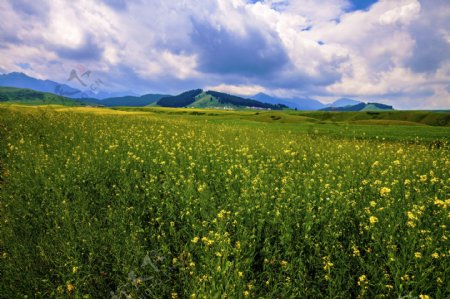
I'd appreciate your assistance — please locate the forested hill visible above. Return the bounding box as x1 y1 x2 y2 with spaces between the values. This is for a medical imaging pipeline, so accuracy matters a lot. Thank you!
156 89 288 110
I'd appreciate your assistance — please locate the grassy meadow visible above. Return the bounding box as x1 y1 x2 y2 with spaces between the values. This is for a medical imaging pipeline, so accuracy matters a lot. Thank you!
0 104 449 298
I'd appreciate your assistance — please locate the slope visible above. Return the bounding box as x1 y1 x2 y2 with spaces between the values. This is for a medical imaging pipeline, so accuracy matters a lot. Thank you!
0 86 88 106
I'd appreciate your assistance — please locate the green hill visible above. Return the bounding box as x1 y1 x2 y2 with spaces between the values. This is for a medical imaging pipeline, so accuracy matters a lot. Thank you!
81 93 169 107
0 86 87 106
156 89 203 107
156 89 288 110
321 102 394 111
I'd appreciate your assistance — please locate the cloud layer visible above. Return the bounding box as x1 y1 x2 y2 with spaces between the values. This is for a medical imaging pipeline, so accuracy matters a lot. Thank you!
0 0 449 108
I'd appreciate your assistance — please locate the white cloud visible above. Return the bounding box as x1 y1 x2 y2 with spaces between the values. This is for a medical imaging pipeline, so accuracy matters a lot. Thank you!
0 0 449 108
205 83 266 95
379 1 421 25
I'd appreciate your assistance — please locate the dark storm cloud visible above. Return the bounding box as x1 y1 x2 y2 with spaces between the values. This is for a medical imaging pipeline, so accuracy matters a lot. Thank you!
54 35 104 61
408 26 450 73
190 20 289 77
408 0 450 73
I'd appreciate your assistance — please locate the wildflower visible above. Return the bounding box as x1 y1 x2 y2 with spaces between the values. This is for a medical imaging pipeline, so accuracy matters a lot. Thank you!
352 245 361 257
235 241 241 250
414 252 422 259
244 291 249 297
419 295 430 299
72 266 78 274
66 283 75 293
369 216 378 224
191 236 199 243
358 275 368 287
323 257 333 271
380 187 391 197
281 260 288 267
431 252 439 259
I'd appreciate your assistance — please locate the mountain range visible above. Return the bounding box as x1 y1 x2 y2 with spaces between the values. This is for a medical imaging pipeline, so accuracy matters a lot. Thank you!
250 93 363 111
0 72 393 111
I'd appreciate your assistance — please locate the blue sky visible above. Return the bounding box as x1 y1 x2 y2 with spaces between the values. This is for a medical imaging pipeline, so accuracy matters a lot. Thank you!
349 0 378 11
0 0 449 109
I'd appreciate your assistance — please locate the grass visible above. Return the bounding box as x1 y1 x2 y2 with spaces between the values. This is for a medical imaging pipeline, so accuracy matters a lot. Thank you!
0 104 449 298
0 87 88 106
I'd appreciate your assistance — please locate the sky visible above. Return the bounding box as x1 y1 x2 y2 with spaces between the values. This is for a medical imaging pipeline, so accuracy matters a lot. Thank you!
0 0 449 109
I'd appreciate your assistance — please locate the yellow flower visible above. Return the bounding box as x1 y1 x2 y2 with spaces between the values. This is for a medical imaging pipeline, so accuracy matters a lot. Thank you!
369 216 378 224
419 295 430 299
431 252 439 259
323 261 333 271
191 236 199 243
358 275 368 286
235 241 241 250
414 252 422 259
380 187 391 197
244 290 250 297
66 283 75 293
72 266 78 274
352 245 360 257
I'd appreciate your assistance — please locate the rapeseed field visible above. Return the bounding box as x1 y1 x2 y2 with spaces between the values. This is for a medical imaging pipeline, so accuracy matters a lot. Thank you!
0 106 449 298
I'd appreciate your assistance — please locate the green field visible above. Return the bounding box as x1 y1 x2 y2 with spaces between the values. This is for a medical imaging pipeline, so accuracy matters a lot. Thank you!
1 105 449 298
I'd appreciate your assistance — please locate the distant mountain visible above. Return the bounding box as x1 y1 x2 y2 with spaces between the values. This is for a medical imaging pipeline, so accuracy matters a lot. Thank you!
83 93 170 106
329 98 362 107
321 102 394 111
0 72 140 100
250 93 369 111
0 86 88 106
251 93 325 110
0 72 82 97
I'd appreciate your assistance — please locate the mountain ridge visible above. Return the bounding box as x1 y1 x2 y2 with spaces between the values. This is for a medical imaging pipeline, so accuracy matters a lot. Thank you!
0 72 393 110
156 89 288 110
